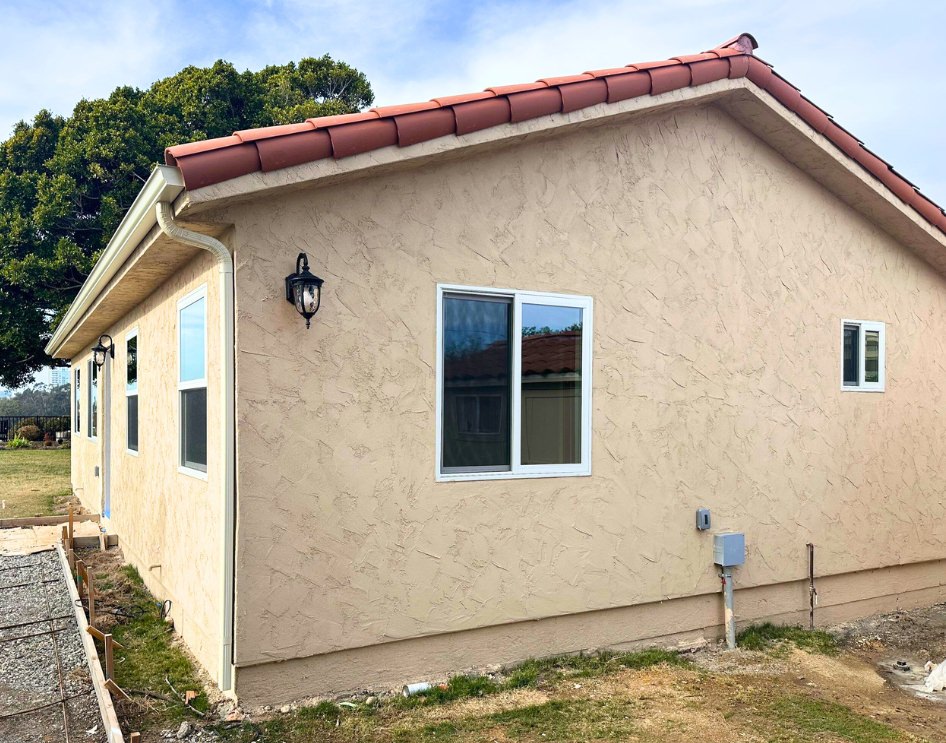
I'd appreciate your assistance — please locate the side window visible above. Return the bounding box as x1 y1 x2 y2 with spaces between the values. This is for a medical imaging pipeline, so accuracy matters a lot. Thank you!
88 360 98 438
841 320 885 392
178 288 207 473
74 368 81 434
126 331 139 453
438 287 593 479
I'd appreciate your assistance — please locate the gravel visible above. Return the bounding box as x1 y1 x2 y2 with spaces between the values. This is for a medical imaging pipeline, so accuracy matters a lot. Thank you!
0 549 107 742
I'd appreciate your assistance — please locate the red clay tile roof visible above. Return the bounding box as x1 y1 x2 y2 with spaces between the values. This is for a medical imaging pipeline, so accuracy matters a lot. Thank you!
165 33 946 236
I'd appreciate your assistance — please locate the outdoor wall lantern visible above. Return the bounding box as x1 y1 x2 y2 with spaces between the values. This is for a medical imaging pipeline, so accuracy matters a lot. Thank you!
91 334 114 368
285 252 325 329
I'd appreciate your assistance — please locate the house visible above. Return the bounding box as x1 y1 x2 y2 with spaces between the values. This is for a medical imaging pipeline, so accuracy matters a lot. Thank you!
46 33 946 705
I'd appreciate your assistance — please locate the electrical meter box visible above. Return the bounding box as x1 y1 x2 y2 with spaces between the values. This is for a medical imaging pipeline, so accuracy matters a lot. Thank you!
713 532 745 567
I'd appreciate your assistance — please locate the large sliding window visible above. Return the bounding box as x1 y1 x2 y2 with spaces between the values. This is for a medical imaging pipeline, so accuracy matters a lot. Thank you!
437 285 593 480
87 360 98 439
126 330 139 453
178 287 207 475
74 369 81 434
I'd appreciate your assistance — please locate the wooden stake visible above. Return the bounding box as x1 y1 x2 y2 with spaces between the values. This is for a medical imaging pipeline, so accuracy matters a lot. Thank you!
104 678 130 701
75 560 87 599
67 547 75 574
98 529 106 552
87 573 96 627
68 503 74 542
130 734 140 742
85 625 124 647
104 633 114 681
61 525 67 546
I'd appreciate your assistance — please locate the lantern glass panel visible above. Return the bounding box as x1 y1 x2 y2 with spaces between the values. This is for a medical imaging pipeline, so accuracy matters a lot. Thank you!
295 283 320 315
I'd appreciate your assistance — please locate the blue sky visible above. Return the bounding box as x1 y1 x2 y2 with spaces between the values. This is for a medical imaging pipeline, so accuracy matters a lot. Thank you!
2 1 944 202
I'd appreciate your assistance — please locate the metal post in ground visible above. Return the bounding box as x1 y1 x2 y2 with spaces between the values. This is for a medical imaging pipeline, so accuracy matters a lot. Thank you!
721 567 736 650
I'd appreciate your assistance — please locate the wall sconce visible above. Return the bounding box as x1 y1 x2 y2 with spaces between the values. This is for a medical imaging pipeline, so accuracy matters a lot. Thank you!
285 252 325 329
91 334 114 368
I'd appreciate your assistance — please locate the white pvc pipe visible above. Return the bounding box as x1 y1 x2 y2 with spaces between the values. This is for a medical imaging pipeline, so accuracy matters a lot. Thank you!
721 567 736 650
156 202 236 693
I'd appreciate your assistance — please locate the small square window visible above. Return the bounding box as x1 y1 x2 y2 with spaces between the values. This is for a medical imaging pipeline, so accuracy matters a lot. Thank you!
841 320 885 392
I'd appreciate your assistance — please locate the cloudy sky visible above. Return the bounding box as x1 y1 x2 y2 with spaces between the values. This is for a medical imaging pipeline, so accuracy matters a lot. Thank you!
2 0 944 201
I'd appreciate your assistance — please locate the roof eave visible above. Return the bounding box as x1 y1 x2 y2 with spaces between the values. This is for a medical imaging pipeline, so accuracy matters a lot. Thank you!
45 165 185 359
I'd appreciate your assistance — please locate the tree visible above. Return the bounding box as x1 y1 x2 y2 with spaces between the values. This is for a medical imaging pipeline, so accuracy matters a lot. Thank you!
0 55 373 388
0 383 70 416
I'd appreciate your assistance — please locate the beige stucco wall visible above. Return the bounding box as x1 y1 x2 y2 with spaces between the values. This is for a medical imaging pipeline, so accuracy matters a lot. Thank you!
69 252 223 679
217 101 946 690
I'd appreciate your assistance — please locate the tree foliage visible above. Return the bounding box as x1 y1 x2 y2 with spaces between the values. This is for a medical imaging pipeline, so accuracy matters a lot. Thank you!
0 384 70 416
0 55 372 387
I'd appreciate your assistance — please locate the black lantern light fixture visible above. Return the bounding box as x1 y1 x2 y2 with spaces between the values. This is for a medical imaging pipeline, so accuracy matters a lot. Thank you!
285 252 325 329
91 334 114 369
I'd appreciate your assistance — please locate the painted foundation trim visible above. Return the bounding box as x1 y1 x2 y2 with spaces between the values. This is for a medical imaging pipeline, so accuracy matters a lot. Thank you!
233 557 946 705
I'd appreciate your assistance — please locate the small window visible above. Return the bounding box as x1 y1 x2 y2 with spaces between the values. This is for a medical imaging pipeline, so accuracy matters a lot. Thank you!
178 288 207 474
841 320 885 392
437 286 593 479
74 369 81 434
87 360 98 439
126 331 138 453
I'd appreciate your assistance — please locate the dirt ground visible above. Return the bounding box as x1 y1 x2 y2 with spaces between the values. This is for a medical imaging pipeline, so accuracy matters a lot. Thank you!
66 544 946 742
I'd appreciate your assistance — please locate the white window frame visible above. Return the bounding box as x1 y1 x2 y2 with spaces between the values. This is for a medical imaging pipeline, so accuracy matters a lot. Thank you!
177 285 208 479
125 328 139 456
87 359 97 441
840 319 885 393
435 283 593 482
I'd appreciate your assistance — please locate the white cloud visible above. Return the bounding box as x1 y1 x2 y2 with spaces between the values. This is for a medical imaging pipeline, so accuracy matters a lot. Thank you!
1 0 944 201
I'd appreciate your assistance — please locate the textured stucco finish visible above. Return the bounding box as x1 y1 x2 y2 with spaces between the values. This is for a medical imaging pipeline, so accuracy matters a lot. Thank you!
223 101 946 677
70 252 223 678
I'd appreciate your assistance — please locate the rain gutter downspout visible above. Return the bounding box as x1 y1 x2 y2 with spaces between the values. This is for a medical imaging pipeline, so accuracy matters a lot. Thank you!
156 202 236 693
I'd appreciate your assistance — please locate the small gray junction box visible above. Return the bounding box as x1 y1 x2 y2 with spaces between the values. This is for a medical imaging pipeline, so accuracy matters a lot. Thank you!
713 532 745 567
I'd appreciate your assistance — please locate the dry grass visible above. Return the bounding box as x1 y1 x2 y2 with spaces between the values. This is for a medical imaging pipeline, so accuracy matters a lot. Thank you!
0 448 71 518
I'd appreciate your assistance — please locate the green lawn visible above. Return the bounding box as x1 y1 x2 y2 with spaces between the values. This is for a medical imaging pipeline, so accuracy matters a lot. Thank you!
0 447 71 518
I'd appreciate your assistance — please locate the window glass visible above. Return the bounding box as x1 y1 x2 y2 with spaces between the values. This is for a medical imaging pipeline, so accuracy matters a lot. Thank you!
441 295 511 471
520 304 582 465
74 369 81 433
127 334 139 452
181 388 207 471
126 335 138 392
127 395 139 452
842 324 859 386
864 330 880 383
89 361 98 437
180 297 206 383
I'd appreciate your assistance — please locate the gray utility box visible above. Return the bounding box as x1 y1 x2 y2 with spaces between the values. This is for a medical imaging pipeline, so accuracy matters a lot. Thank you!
713 532 745 567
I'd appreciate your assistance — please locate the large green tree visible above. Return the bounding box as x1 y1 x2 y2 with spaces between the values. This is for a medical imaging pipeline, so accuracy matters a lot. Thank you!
0 55 372 387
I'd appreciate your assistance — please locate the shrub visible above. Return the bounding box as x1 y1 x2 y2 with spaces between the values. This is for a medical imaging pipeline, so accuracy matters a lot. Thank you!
7 436 31 449
15 424 42 441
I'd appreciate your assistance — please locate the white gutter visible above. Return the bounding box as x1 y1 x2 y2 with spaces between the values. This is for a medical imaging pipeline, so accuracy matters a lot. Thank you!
156 202 236 693
45 165 184 358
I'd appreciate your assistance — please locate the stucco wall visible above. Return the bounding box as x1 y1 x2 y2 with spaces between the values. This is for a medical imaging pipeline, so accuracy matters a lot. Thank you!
69 252 223 678
225 101 946 672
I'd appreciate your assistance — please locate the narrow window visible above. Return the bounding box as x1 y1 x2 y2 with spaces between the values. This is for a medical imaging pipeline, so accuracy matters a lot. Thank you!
438 287 593 479
841 320 885 392
178 289 207 473
74 369 81 434
126 331 138 453
88 360 98 438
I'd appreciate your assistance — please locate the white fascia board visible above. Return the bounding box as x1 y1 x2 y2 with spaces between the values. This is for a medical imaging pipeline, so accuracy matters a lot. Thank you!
45 165 185 358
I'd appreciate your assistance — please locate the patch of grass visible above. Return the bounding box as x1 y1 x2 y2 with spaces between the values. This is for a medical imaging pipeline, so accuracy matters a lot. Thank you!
108 564 210 726
737 623 838 655
0 447 71 517
395 698 640 742
395 648 689 709
769 696 902 741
